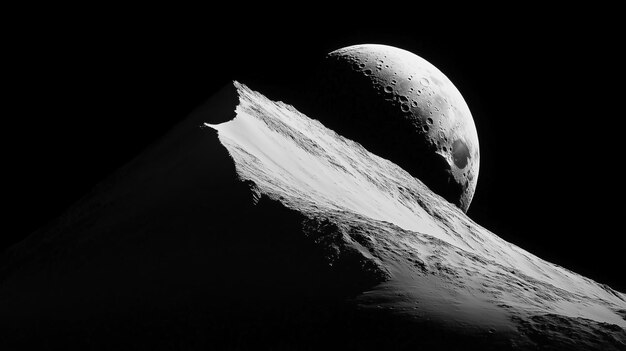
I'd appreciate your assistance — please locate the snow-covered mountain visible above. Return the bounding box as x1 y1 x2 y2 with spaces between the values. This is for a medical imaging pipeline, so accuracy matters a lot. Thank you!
1 82 624 350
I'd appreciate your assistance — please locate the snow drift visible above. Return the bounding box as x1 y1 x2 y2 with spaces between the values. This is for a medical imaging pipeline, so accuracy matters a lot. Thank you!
0 82 624 350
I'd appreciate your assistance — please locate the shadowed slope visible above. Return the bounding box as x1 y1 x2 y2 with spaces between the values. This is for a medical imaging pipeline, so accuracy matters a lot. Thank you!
0 82 623 350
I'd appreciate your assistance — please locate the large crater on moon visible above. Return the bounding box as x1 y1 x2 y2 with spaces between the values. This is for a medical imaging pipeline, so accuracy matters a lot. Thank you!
306 44 480 212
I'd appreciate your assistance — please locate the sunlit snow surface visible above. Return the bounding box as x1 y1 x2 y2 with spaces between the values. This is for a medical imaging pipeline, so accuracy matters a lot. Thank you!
209 82 626 333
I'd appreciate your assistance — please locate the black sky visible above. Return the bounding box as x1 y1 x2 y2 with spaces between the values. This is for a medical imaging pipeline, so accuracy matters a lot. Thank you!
7 15 624 291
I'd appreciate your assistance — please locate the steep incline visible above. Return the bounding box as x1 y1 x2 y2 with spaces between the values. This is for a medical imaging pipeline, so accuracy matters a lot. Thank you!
210 82 626 349
1 82 623 350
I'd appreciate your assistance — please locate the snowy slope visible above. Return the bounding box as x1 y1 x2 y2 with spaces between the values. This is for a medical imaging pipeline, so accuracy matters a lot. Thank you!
210 82 626 348
1 81 624 350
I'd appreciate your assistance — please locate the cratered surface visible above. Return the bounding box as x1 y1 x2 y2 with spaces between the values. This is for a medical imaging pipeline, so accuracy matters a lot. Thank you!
307 44 479 212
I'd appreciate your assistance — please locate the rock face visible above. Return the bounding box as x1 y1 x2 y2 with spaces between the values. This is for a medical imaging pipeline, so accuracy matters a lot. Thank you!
1 82 624 350
303 44 479 212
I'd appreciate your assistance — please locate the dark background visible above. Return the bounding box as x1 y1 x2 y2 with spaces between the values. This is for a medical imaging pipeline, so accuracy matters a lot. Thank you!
7 14 624 291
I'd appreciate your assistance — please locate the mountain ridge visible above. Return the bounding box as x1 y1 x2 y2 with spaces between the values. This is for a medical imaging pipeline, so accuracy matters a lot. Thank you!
1 81 623 350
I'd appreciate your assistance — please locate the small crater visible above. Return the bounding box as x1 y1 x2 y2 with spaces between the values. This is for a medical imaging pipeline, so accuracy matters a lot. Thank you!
422 125 429 133
399 95 409 103
401 104 410 112
384 86 394 94
411 101 418 107
427 117 433 124
420 77 430 86
364 69 372 76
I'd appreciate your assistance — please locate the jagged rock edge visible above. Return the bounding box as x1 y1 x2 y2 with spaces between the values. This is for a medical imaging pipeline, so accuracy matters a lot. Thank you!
208 81 626 343
209 83 393 288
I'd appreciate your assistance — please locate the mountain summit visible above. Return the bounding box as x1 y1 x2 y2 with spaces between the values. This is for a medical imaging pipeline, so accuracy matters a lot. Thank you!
1 82 624 350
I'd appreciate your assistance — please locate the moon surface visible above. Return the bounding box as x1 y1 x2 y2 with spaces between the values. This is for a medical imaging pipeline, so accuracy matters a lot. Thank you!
308 44 479 212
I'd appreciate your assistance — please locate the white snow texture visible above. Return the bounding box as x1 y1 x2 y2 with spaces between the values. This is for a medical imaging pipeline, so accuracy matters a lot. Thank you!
209 82 626 332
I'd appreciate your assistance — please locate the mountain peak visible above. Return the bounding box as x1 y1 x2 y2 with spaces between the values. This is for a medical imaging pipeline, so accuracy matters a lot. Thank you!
1 82 624 350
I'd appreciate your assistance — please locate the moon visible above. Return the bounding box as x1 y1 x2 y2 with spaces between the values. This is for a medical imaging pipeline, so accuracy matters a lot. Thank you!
307 44 479 212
